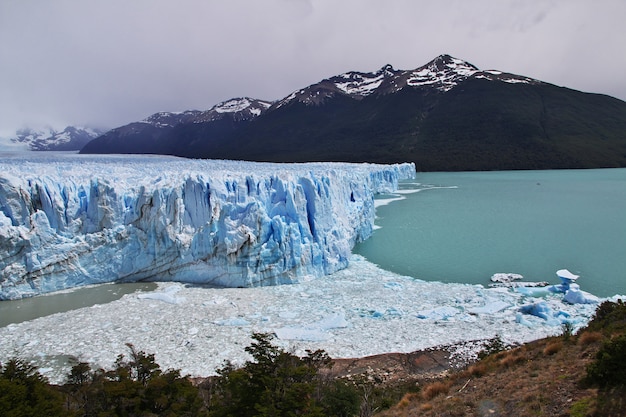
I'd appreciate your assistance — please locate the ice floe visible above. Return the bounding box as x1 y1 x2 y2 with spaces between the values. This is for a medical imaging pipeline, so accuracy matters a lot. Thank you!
0 255 612 384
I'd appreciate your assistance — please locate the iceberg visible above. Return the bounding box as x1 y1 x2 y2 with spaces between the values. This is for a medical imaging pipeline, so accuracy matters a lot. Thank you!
0 153 415 300
563 284 599 305
136 285 185 304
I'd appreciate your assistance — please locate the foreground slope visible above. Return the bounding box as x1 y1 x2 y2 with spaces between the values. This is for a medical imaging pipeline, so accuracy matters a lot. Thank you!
0 153 414 299
81 55 626 171
376 300 626 417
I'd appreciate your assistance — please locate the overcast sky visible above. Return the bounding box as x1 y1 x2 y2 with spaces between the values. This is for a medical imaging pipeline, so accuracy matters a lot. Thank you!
1 0 625 135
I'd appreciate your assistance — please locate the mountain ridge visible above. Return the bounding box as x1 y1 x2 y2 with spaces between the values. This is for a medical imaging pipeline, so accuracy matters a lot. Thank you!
1 126 104 151
81 55 626 171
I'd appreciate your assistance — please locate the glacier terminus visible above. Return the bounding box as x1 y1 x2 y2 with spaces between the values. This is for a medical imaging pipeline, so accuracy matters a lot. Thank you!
0 153 415 300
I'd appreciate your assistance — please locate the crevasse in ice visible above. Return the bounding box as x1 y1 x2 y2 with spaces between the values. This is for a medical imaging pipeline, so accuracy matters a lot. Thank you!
0 154 415 299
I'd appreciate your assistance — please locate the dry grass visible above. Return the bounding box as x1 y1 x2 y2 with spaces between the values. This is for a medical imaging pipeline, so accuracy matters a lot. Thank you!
578 330 603 346
498 350 526 368
467 362 487 377
419 402 433 412
376 333 604 417
396 392 419 408
543 340 563 356
421 381 449 400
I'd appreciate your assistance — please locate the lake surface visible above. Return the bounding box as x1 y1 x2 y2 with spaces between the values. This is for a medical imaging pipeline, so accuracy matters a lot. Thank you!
2 168 624 328
0 282 157 327
354 168 626 298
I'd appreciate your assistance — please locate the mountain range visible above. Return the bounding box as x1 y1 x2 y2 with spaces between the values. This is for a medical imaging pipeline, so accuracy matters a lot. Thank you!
81 54 626 171
1 126 104 151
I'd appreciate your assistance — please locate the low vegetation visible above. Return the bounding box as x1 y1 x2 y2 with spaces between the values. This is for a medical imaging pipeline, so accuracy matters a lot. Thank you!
2 300 625 416
377 299 626 417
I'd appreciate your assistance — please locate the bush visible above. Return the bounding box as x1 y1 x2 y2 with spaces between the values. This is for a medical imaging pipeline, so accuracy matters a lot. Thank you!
586 299 626 333
585 334 626 387
561 321 574 341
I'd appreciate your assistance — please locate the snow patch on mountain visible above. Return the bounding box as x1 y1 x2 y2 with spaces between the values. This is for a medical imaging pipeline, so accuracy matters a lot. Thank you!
139 97 273 127
275 54 541 108
406 55 480 91
1 126 104 151
214 97 272 114
141 111 203 128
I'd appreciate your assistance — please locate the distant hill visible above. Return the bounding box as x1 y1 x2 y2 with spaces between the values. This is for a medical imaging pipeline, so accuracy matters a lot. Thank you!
80 98 272 155
2 126 104 151
81 55 626 171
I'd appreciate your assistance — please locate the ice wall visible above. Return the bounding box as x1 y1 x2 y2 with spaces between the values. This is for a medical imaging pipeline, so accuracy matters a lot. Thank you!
0 154 415 299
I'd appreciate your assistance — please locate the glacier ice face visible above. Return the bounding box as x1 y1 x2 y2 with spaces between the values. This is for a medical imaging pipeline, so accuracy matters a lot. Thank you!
0 153 415 300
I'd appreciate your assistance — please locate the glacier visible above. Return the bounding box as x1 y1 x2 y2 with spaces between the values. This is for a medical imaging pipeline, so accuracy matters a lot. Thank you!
0 153 415 300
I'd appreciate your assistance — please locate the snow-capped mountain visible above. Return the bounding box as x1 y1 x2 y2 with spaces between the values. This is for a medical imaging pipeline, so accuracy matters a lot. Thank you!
140 97 273 127
275 54 538 107
80 97 272 155
81 54 626 171
2 126 104 151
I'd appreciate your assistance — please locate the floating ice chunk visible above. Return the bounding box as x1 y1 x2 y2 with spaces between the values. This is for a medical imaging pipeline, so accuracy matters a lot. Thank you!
518 302 575 326
214 318 250 327
550 269 581 293
563 284 599 304
357 309 386 318
519 301 553 320
468 300 510 315
490 273 524 283
515 313 534 327
315 312 349 330
416 306 460 320
374 194 405 208
275 311 348 341
385 307 404 317
274 327 330 341
489 273 549 288
356 307 403 319
557 269 579 281
137 285 185 304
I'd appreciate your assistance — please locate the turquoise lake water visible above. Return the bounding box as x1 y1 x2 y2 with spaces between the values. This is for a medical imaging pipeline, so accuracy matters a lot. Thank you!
354 169 626 298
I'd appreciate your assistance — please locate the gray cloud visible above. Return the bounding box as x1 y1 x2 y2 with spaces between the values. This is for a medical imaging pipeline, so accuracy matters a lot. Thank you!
1 0 624 135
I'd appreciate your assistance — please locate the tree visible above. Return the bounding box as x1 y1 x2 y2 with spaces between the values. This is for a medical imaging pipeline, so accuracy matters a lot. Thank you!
209 333 358 417
64 344 207 416
0 358 65 417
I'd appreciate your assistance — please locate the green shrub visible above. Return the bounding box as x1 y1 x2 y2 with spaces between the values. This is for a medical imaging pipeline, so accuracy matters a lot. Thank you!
561 321 574 342
585 299 626 334
585 334 626 387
